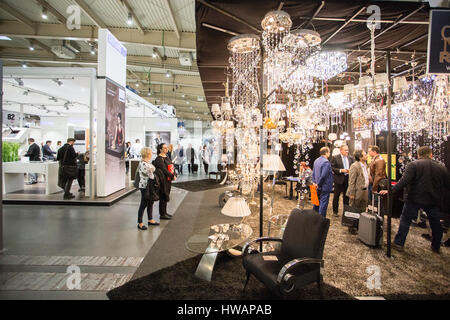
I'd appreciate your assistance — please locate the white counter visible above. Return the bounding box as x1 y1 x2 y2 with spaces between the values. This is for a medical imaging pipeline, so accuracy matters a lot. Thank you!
2 161 60 195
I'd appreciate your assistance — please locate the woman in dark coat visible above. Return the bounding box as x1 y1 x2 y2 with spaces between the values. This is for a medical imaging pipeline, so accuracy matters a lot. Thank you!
153 143 176 220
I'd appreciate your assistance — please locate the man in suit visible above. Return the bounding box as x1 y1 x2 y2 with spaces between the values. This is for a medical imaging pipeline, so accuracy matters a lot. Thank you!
186 144 196 174
24 138 41 184
42 140 56 161
331 144 354 217
312 147 334 217
368 145 387 200
346 149 369 212
57 138 78 200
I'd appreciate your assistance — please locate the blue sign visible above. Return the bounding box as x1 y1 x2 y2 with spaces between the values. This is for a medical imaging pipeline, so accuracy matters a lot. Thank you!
107 33 127 57
427 10 450 74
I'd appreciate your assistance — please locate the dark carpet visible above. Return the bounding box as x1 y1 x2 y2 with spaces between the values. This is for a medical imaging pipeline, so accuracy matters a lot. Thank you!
172 179 225 192
107 252 354 300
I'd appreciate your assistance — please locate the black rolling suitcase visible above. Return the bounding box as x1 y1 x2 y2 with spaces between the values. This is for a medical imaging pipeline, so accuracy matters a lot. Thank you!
192 164 198 173
341 204 363 229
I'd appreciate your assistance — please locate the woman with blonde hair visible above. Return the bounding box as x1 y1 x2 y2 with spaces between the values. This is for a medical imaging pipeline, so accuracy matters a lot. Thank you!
137 147 159 230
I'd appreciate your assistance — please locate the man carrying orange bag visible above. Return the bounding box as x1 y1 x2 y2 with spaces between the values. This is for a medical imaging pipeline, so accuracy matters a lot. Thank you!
312 147 334 217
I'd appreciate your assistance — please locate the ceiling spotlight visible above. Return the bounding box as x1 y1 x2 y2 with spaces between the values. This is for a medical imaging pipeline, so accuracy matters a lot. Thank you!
15 78 24 86
29 41 35 51
49 96 58 102
166 71 172 78
41 7 48 19
181 94 185 98
186 100 190 105
147 88 152 96
64 102 69 110
127 12 133 25
136 83 139 87
23 90 29 96
53 79 63 86
197 96 204 102
90 46 96 55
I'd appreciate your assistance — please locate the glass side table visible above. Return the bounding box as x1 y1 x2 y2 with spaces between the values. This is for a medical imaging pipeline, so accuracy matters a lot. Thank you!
186 223 253 281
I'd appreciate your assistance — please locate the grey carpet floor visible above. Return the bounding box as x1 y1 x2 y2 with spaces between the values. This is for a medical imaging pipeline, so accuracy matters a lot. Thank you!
131 185 240 280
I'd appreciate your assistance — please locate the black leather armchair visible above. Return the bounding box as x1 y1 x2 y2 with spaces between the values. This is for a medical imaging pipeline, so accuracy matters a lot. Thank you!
242 208 330 298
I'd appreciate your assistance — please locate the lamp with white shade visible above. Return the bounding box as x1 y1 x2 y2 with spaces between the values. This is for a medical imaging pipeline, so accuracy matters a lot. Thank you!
261 153 286 216
221 196 252 217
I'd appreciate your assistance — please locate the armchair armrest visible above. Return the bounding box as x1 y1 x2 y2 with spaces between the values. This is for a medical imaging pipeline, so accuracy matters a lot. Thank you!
242 237 283 257
277 258 324 286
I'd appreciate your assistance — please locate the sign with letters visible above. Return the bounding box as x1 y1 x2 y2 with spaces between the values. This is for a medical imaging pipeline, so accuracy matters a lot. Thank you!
427 10 450 74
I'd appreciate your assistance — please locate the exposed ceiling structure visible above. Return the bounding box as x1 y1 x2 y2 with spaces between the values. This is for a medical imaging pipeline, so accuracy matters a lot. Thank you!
195 0 435 107
0 0 210 121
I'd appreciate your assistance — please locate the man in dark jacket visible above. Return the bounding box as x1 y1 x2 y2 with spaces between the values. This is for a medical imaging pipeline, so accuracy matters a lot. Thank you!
331 144 354 217
42 140 56 161
56 138 78 199
312 147 334 217
380 146 450 253
25 138 41 184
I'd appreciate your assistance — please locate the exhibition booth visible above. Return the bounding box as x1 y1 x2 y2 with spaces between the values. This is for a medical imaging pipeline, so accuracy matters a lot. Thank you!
1 29 182 203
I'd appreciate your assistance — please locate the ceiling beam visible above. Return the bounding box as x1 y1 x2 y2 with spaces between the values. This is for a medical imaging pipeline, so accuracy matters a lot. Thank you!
0 0 36 32
197 0 261 33
298 1 325 29
296 16 429 25
201 23 239 36
25 38 57 57
322 6 366 45
73 0 108 29
120 0 145 34
34 0 67 25
0 21 196 52
0 48 199 74
164 0 180 40
399 33 428 48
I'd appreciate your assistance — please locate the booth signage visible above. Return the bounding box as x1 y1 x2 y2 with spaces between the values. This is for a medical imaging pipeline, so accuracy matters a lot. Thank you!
427 10 450 74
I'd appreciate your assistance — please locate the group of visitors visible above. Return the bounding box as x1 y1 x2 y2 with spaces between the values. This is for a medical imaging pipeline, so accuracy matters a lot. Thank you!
311 143 450 253
25 137 89 198
136 143 176 231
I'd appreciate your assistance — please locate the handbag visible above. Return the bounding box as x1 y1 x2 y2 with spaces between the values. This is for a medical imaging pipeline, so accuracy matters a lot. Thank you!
61 146 78 179
168 163 174 181
310 184 320 206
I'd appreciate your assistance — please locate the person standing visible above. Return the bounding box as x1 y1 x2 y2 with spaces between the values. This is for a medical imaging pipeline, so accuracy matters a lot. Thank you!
137 147 159 230
130 139 143 159
346 150 370 212
186 143 196 174
312 147 334 217
57 138 78 200
125 141 132 174
380 146 450 253
76 150 89 193
201 145 210 174
55 141 62 152
167 144 174 161
368 145 387 199
42 140 56 161
173 144 185 175
153 143 176 220
331 144 354 217
24 138 41 184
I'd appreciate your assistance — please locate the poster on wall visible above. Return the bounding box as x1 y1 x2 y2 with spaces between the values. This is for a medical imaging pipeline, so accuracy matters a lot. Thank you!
427 10 450 74
104 78 126 192
145 131 170 154
105 79 125 157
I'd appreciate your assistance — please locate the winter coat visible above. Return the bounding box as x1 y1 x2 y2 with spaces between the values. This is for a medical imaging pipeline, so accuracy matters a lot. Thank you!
153 155 175 202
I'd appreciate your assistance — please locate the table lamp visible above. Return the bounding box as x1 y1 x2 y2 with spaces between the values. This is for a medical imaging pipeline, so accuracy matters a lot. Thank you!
221 196 251 217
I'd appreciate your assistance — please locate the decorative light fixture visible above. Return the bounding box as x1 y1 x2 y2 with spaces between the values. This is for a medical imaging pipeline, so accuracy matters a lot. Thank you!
41 7 48 19
221 197 251 217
